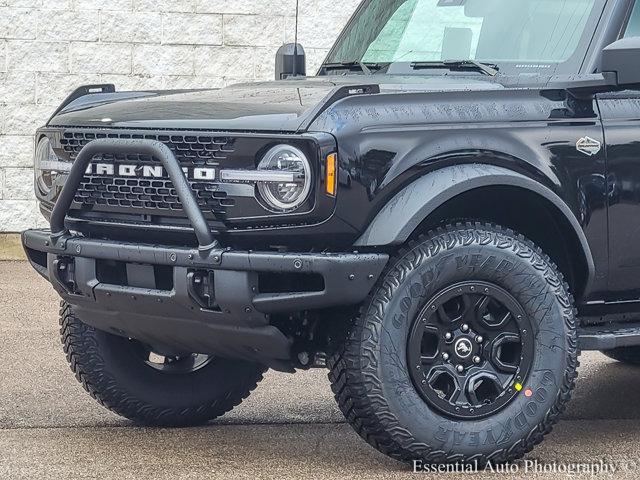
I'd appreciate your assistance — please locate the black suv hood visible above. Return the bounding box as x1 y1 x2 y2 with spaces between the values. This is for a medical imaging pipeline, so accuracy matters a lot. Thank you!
49 76 505 133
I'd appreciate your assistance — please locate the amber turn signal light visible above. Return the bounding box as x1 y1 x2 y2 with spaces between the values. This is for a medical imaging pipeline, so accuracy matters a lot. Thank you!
325 153 337 197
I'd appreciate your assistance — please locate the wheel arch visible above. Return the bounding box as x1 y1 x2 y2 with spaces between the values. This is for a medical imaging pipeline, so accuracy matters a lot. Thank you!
354 164 595 298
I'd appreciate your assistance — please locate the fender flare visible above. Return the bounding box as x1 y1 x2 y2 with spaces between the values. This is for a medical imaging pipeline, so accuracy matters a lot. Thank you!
354 164 595 286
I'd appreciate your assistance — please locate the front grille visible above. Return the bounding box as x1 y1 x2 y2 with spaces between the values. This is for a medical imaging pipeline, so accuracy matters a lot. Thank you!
58 129 249 221
75 176 236 214
48 127 317 230
60 131 236 165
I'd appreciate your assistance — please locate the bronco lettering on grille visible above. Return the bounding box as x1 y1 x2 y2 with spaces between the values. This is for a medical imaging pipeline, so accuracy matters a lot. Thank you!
85 163 216 181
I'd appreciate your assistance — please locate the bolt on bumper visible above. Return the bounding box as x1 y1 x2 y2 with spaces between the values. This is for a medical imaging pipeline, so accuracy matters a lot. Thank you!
22 228 388 365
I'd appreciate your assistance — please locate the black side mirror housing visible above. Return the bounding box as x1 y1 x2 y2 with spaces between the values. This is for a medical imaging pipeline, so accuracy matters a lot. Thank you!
602 37 640 87
275 43 306 80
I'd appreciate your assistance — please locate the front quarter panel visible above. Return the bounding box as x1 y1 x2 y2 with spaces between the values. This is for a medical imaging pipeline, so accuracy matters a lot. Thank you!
309 87 608 295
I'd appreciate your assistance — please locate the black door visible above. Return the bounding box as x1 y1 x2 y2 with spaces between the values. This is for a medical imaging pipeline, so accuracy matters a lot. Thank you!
600 0 640 298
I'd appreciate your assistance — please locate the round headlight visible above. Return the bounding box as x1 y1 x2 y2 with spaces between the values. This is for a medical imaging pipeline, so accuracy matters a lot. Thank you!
35 137 58 195
257 145 312 212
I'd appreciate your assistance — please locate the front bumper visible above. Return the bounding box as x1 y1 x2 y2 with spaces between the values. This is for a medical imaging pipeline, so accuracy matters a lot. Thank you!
23 229 388 366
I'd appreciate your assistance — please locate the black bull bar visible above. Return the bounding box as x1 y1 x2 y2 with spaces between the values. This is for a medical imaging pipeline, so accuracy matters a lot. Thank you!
23 138 389 367
49 138 219 253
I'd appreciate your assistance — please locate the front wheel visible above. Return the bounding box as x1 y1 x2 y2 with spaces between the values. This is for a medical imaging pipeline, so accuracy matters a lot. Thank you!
60 302 266 426
329 223 578 465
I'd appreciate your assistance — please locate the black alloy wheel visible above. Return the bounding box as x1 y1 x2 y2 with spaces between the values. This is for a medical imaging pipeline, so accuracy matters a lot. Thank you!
128 341 214 374
407 281 534 420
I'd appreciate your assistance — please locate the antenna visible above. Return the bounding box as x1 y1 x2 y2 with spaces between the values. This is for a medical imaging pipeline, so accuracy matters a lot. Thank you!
294 0 300 48
293 0 300 76
275 1 305 80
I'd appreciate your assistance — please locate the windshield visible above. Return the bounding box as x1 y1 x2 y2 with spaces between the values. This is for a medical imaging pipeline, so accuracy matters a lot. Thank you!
323 0 606 75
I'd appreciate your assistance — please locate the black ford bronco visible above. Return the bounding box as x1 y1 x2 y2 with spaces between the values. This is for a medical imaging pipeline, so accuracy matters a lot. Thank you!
20 0 640 466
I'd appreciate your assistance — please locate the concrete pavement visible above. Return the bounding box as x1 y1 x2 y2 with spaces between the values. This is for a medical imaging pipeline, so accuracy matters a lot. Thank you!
2 261 640 478
0 235 25 261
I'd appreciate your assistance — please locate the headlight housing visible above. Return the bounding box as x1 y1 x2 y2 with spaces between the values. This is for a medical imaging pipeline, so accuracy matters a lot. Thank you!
256 145 312 212
34 137 67 196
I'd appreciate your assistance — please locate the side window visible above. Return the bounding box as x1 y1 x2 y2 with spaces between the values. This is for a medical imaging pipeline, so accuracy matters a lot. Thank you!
624 0 640 37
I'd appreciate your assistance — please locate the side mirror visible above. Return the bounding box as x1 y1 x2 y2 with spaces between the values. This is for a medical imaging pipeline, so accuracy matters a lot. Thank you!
275 43 306 80
602 37 640 87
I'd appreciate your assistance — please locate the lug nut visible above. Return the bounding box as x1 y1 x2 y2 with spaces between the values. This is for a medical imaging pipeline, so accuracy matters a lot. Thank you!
444 332 453 341
442 353 450 361
475 335 484 344
461 324 469 332
456 364 464 373
473 356 481 364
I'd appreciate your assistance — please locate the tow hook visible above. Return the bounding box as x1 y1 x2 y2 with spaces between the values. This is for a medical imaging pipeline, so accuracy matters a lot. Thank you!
187 270 216 310
53 257 78 294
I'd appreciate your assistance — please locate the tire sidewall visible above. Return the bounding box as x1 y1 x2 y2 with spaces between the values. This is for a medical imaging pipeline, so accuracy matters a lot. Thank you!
369 227 575 461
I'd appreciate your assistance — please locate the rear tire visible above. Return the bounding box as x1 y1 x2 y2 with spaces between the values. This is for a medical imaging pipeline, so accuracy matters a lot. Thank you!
328 223 579 465
60 302 266 426
601 347 640 365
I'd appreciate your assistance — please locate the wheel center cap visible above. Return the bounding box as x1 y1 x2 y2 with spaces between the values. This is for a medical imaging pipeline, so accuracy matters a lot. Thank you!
454 338 473 359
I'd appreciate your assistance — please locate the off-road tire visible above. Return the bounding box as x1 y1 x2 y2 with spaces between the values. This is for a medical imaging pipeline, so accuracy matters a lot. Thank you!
60 301 266 426
328 223 579 465
601 347 640 365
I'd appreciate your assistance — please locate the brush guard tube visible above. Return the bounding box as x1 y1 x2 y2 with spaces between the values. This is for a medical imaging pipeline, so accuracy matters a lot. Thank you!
49 138 219 254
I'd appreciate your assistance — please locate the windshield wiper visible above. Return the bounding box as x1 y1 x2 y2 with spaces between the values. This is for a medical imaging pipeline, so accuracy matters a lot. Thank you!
410 60 499 77
320 61 388 75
